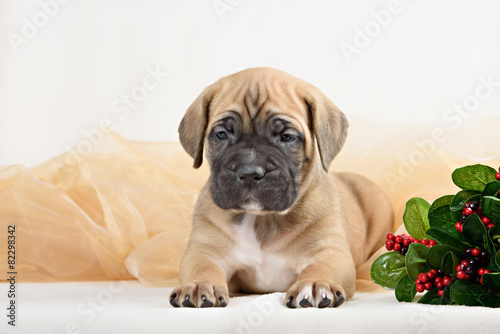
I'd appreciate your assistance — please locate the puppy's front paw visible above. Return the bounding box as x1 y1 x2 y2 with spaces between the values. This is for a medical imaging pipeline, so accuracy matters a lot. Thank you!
169 282 229 308
285 280 345 308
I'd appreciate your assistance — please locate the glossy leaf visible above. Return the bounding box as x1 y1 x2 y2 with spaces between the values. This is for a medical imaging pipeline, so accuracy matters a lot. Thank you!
403 197 430 240
426 245 462 270
479 294 500 308
450 190 480 211
450 280 489 306
462 214 487 249
481 181 500 198
395 275 417 302
429 195 454 214
441 251 460 275
426 228 468 253
481 196 500 224
371 252 407 289
481 272 500 293
451 164 497 191
405 243 430 281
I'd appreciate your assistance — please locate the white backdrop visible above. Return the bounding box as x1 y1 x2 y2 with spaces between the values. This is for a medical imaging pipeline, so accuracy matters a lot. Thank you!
1 0 499 166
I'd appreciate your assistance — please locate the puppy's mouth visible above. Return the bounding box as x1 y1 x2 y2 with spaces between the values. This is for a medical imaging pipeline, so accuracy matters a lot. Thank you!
210 173 298 214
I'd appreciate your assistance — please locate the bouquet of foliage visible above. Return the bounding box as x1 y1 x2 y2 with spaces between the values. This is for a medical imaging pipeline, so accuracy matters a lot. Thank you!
371 164 500 307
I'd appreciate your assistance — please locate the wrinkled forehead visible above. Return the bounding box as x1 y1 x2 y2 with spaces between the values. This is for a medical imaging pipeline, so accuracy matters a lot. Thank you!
207 78 310 133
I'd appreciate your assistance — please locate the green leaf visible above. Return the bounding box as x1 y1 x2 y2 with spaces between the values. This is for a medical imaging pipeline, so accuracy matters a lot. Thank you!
426 245 462 270
441 251 460 275
450 190 480 211
405 243 431 281
451 164 497 191
479 294 500 308
450 280 489 306
481 196 500 224
489 226 500 243
481 181 500 198
440 279 455 305
370 252 407 289
429 195 454 214
426 228 469 253
462 214 488 249
496 249 500 267
428 205 464 241
481 272 500 293
403 197 430 240
395 275 417 302
417 288 441 304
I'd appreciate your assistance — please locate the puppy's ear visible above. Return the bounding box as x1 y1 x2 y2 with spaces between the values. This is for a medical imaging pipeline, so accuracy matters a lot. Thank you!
300 85 349 172
178 84 218 168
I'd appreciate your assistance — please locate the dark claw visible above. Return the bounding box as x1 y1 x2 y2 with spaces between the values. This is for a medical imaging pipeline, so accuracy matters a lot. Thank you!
333 291 344 308
318 297 331 308
216 296 227 307
200 295 214 308
299 297 313 308
182 294 195 308
286 296 296 308
169 293 180 308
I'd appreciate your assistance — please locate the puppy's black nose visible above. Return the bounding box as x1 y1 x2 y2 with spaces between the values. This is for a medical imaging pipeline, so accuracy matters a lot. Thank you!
237 165 265 185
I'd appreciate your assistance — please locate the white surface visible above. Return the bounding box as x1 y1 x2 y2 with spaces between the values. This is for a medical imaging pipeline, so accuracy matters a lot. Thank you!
1 281 499 334
1 0 500 166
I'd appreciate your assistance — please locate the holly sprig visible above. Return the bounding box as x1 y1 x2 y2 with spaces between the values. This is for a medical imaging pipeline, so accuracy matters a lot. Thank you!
371 164 500 307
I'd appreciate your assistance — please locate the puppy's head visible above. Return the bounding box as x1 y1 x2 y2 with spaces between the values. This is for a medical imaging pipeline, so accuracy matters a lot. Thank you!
178 68 348 213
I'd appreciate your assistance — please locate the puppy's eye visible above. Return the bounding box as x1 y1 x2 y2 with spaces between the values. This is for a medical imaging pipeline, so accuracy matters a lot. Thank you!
281 134 295 143
216 131 228 140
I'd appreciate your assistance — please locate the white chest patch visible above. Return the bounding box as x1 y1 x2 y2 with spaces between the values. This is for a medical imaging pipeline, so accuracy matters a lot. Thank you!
229 214 298 292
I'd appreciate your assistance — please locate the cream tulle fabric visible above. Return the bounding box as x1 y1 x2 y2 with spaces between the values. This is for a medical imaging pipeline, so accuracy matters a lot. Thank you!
1 118 499 292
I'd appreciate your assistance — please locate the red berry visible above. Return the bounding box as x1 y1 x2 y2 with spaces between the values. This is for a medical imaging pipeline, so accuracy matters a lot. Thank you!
395 236 403 243
495 172 500 181
487 224 494 230
456 265 463 272
387 233 395 241
418 273 429 283
434 276 441 283
477 208 482 215
472 248 480 256
442 277 451 285
416 284 425 293
427 271 435 280
421 238 429 245
438 290 444 297
415 279 421 285
424 282 433 290
429 240 437 246
480 277 484 284
478 268 485 276
464 274 472 280
457 271 466 280
482 217 490 224
458 224 463 233
394 243 401 251
401 234 409 238
386 240 394 250
461 260 469 266
402 238 411 247
436 282 443 289
463 208 473 216
483 269 491 275
455 222 462 231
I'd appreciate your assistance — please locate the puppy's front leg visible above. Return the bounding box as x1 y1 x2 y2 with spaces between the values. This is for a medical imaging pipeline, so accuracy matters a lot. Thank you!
169 251 229 308
285 247 356 309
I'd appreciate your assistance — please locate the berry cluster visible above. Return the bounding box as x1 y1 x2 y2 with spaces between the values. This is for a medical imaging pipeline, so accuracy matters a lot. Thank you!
455 201 495 233
386 233 436 256
496 167 500 181
415 269 451 296
456 247 493 284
